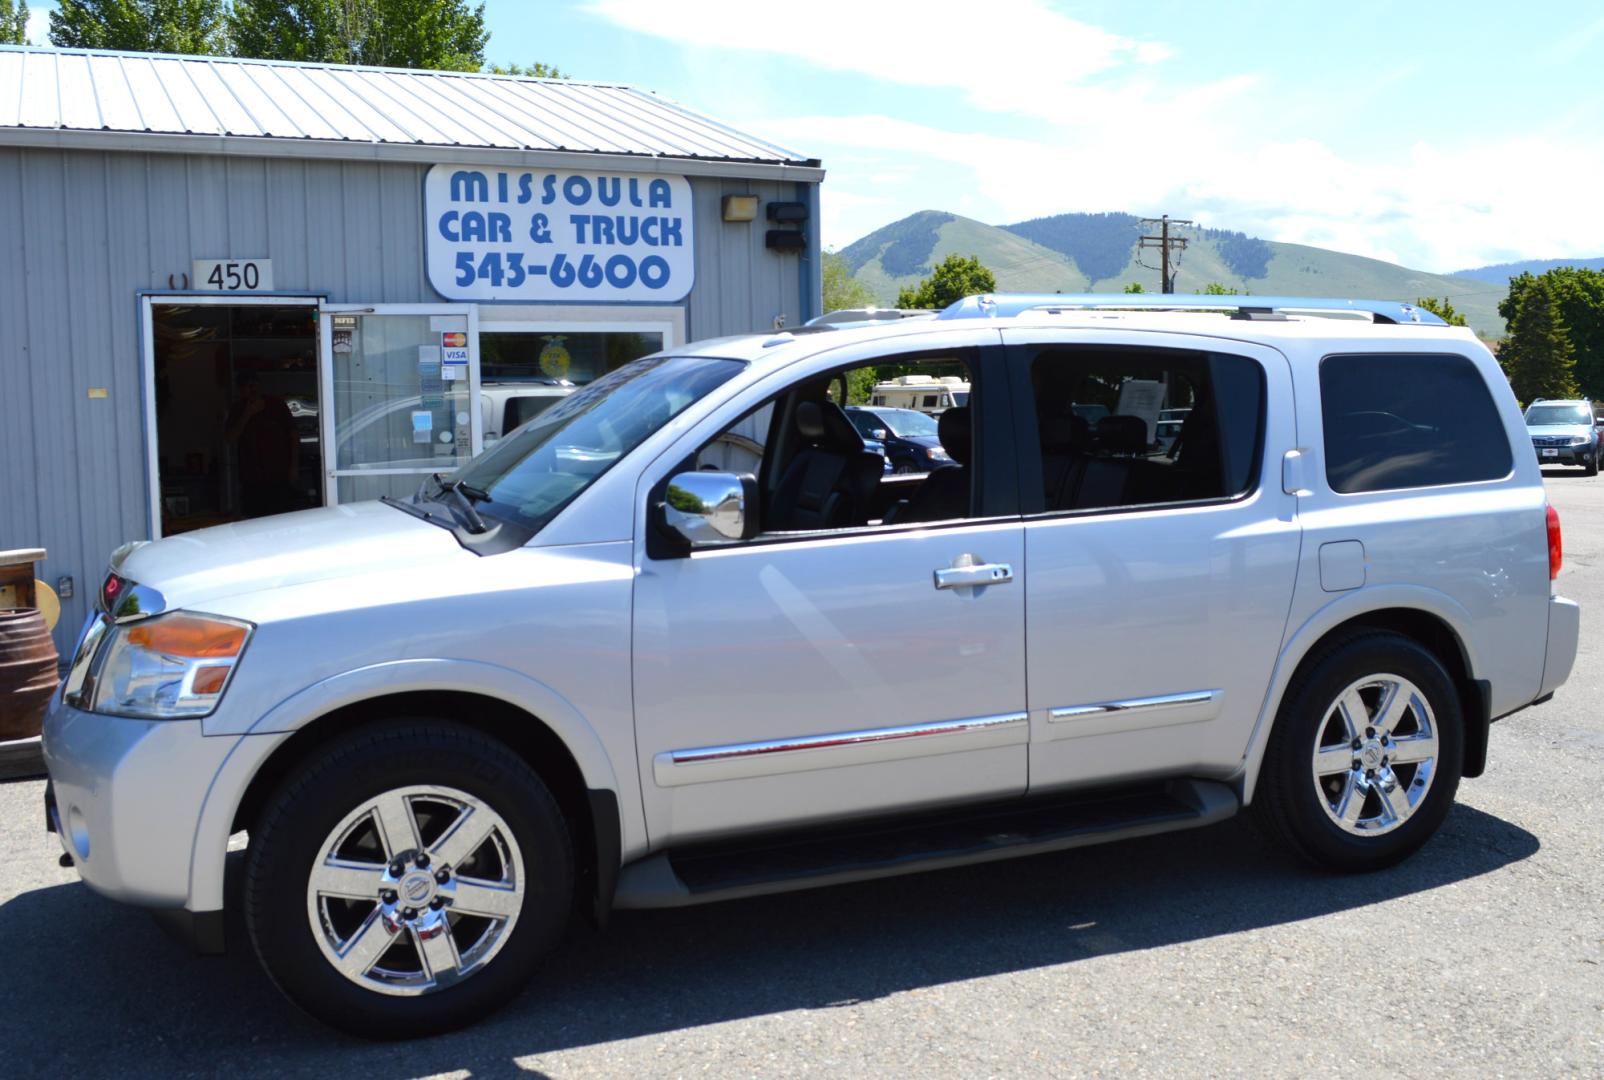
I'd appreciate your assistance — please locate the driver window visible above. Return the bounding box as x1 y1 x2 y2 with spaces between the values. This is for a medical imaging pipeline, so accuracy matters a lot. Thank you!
690 352 978 538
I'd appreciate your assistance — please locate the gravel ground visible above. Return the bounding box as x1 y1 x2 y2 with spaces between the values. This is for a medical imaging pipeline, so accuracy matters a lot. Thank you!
2 470 1601 1079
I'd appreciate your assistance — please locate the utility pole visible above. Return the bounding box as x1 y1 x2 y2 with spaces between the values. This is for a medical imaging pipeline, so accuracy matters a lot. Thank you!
1139 215 1193 293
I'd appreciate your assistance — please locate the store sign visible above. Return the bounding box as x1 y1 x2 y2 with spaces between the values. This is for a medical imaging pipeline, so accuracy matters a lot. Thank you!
424 165 695 303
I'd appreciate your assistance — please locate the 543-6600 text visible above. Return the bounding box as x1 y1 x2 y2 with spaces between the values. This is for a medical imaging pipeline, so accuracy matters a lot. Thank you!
454 251 673 290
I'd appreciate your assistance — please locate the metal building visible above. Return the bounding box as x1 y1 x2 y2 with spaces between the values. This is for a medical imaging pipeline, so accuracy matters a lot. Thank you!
0 45 824 650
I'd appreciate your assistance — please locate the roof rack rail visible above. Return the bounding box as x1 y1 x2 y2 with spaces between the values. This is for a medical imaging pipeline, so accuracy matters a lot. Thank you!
936 293 1447 326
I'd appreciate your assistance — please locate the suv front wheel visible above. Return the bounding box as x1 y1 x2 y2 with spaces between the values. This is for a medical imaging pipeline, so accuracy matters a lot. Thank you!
244 722 573 1038
1255 631 1464 871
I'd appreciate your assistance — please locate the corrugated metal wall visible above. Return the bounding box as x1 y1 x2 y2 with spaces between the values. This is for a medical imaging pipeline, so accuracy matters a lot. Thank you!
0 146 815 651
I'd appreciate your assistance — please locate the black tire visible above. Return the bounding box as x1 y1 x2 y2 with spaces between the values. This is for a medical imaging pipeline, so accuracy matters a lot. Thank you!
1253 631 1463 872
1585 453 1598 477
244 722 573 1039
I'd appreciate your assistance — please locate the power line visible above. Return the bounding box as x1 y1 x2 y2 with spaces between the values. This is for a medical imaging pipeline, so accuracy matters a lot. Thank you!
1138 215 1193 293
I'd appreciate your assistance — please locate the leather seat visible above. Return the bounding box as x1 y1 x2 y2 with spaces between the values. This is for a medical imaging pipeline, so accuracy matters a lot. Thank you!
894 406 972 523
767 400 884 531
1071 414 1147 510
1041 412 1092 510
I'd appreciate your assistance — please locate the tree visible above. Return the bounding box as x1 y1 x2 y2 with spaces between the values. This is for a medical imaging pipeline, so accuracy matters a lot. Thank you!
895 254 997 310
50 0 226 54
486 61 566 78
1415 296 1468 327
822 250 876 315
1499 277 1579 403
2 0 27 44
229 0 487 70
1500 268 1604 399
1123 281 1146 294
1202 282 1240 295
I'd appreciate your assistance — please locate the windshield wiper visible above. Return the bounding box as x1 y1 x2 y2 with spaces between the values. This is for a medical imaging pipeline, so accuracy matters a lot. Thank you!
421 473 491 535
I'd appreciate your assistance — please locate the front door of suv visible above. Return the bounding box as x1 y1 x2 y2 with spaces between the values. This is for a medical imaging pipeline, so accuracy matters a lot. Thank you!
1001 330 1302 793
631 336 1028 847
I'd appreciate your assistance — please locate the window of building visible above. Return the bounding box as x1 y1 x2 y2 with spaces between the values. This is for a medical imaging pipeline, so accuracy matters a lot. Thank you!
1026 347 1265 513
479 329 663 385
1320 353 1512 494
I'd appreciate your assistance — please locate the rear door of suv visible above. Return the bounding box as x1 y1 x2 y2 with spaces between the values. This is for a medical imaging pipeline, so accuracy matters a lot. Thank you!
999 328 1302 792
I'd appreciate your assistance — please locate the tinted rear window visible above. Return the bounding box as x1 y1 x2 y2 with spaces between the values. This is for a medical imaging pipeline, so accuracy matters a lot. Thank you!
1320 353 1512 494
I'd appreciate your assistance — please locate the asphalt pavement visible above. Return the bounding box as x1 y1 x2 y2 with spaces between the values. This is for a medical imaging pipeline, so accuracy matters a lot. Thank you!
2 470 1601 1078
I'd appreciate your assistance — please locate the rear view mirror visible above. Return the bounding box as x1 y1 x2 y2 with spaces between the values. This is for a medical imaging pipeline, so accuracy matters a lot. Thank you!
661 472 758 546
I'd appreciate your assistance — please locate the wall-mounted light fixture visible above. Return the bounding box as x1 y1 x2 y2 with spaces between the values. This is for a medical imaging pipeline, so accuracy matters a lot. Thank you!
765 201 809 224
722 194 760 222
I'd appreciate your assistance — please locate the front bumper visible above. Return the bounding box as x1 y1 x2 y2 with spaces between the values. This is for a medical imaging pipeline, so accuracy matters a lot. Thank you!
1532 444 1594 465
42 699 238 911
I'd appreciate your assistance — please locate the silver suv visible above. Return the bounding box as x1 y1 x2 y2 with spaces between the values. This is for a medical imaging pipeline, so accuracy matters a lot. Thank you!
1524 397 1600 475
44 294 1580 1038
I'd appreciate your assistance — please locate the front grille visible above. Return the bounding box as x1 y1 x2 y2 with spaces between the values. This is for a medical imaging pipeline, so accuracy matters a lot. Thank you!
1533 436 1575 447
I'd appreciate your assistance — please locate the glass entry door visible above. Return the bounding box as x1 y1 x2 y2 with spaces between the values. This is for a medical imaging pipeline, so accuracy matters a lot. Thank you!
319 305 481 504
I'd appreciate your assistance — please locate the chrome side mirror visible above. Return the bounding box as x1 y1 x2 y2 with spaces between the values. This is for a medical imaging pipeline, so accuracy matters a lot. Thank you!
662 472 757 546
871 428 888 440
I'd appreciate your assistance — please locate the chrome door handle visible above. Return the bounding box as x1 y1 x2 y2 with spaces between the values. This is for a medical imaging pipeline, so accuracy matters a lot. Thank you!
934 554 1014 590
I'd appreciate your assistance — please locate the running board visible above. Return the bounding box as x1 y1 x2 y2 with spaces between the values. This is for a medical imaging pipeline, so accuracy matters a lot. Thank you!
613 778 1238 909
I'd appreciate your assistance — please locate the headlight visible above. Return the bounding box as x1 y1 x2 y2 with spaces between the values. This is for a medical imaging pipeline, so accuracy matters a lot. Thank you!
90 612 252 719
926 446 951 461
1572 436 1590 446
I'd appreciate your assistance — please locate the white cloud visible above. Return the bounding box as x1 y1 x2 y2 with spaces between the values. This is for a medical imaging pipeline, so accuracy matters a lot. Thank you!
783 113 1604 271
585 0 1174 120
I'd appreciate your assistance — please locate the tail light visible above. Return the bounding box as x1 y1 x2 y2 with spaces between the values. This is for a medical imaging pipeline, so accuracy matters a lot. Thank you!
1547 504 1563 580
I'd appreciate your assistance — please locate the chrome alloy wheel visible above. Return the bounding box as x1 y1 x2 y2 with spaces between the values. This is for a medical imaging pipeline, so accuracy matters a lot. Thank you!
1311 674 1440 837
306 785 525 997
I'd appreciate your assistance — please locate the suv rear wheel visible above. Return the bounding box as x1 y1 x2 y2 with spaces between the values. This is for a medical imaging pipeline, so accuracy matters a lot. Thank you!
1255 631 1463 871
244 722 573 1038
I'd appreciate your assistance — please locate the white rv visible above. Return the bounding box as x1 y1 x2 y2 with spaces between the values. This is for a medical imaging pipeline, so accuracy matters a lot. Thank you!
868 374 970 415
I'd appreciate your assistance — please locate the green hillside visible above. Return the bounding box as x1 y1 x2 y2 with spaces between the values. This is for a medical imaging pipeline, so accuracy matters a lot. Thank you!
843 210 1088 300
841 211 1509 336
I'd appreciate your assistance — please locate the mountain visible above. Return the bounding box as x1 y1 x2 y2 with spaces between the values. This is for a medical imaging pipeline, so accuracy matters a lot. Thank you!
840 211 1511 336
1453 257 1604 284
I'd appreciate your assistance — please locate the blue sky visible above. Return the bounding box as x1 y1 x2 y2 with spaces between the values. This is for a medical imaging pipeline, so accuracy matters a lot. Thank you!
25 1 1604 271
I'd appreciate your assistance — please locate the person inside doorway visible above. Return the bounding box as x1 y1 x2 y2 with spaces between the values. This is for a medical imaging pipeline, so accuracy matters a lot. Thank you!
225 375 299 519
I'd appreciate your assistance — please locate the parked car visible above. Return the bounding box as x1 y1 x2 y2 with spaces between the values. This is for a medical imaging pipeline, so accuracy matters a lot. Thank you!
482 379 575 445
804 307 935 327
1524 398 1600 475
844 404 951 473
44 293 1578 1038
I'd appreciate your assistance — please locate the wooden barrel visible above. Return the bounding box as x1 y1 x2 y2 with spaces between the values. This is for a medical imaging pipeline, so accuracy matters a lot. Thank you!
0 608 59 740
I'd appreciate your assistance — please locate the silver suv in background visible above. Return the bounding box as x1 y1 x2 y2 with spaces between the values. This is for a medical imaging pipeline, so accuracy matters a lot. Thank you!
44 293 1578 1038
1524 397 1600 475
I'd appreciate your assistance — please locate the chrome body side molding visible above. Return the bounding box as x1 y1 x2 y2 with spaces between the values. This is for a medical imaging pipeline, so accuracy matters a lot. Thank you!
654 712 1028 788
1046 690 1223 740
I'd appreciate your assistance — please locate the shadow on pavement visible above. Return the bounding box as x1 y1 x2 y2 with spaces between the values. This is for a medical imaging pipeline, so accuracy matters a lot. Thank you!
0 803 1537 1078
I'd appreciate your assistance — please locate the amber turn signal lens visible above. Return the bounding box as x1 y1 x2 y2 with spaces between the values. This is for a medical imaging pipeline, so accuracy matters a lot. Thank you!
127 614 248 658
190 666 231 695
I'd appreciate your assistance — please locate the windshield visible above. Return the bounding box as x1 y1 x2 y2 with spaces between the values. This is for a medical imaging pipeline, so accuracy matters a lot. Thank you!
454 355 743 533
1526 404 1593 426
951 392 969 407
878 409 940 437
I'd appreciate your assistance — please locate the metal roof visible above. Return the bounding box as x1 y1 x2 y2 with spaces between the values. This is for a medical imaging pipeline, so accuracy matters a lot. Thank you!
0 45 821 179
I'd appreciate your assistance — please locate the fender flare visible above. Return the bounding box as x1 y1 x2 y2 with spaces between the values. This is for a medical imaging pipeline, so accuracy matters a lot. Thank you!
1237 584 1480 804
188 659 621 914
